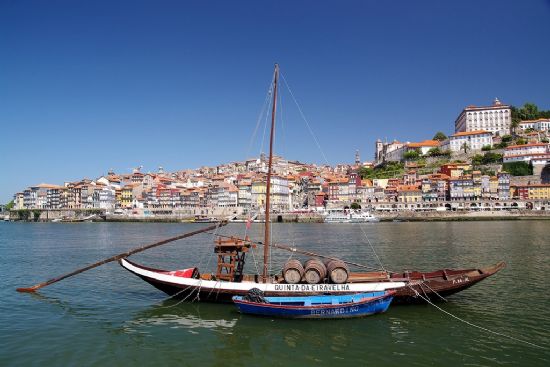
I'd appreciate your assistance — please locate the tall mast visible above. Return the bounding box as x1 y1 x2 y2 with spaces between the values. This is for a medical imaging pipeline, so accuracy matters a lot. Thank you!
263 63 279 282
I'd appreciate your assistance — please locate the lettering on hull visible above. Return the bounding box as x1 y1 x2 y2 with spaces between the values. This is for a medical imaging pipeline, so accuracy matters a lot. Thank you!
273 284 351 292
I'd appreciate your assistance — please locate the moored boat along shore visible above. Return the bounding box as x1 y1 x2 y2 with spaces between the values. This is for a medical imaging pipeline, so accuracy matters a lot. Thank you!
6 207 550 223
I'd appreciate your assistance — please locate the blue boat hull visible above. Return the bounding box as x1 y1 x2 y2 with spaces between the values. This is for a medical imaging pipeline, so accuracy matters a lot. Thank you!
233 291 394 319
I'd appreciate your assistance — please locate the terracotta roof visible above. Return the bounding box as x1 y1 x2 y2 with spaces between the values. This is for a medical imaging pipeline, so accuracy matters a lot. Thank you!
407 140 440 148
398 185 421 192
506 143 548 149
36 183 63 189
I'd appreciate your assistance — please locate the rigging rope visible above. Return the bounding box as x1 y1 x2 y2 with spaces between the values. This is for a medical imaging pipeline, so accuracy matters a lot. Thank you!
280 72 330 166
259 87 273 157
246 79 274 161
358 223 387 272
408 286 545 350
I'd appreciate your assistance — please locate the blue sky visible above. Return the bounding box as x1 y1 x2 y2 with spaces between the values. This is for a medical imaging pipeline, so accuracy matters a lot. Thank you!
1 0 549 202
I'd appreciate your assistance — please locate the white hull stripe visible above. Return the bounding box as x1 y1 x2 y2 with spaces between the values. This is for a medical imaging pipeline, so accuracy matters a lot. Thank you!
121 259 406 293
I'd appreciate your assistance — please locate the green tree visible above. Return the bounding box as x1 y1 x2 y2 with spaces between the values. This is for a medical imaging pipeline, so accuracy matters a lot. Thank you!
460 142 470 154
358 166 373 179
432 132 448 141
519 103 539 120
471 154 483 167
481 145 492 151
350 202 361 210
403 150 420 160
427 147 442 157
482 152 503 164
503 162 533 176
516 138 527 145
5 200 14 210
510 118 520 136
501 135 513 143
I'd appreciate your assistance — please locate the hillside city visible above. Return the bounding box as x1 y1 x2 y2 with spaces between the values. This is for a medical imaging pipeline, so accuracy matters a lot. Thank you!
5 99 550 218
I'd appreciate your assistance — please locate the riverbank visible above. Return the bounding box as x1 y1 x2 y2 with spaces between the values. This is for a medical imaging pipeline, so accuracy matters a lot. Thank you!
7 209 550 223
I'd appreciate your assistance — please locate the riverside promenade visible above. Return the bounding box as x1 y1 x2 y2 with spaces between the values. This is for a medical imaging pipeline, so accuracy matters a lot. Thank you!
8 207 550 223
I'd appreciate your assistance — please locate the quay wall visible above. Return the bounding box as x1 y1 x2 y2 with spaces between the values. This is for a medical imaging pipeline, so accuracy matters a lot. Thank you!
9 207 550 223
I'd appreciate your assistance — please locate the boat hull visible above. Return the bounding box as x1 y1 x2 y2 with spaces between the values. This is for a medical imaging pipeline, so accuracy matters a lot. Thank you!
389 261 506 304
119 259 505 304
120 259 404 303
232 292 393 319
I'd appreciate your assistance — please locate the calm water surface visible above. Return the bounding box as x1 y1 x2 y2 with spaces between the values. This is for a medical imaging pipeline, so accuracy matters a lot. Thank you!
1 221 549 366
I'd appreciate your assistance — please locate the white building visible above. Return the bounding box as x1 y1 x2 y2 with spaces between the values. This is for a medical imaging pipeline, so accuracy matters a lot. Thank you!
455 98 511 136
447 130 493 153
13 192 25 210
237 180 252 208
518 118 550 132
98 187 116 210
374 139 405 164
503 143 550 164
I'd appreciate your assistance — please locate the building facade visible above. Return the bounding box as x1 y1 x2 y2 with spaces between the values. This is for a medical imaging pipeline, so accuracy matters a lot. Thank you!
455 98 511 136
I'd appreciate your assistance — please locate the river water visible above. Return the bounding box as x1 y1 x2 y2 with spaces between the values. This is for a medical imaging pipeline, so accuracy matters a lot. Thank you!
1 221 549 366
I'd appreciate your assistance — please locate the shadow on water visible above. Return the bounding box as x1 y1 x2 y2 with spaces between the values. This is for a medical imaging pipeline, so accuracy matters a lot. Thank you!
118 298 444 365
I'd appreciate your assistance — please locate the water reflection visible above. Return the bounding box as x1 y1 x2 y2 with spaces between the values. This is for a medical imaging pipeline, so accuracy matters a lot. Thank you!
125 301 237 334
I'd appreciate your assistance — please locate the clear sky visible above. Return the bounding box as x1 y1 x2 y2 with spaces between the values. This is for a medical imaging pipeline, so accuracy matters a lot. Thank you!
1 0 549 202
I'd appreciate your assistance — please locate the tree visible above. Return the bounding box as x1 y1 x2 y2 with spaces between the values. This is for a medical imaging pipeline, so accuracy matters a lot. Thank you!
481 152 503 164
481 145 492 151
5 200 14 210
503 162 533 176
433 132 448 141
403 150 420 160
350 202 361 210
510 118 520 136
460 142 470 154
519 103 539 120
516 138 527 145
471 154 483 167
427 147 442 157
501 135 513 143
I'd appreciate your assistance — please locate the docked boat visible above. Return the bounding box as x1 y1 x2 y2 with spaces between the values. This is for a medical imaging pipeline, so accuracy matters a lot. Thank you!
119 64 504 305
324 209 380 223
232 289 394 319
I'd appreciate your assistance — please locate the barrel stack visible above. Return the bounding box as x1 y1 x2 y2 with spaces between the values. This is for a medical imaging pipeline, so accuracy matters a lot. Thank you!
282 257 350 284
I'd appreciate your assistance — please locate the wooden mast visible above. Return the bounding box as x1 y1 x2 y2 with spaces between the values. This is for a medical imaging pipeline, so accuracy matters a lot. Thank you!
263 63 279 282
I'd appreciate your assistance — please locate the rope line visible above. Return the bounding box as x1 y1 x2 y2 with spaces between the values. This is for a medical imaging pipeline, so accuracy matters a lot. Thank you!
358 223 387 272
408 286 545 349
280 72 330 165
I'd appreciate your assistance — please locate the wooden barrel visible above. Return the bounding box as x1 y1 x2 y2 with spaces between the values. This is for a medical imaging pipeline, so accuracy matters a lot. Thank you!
283 259 304 284
303 259 327 284
325 259 349 284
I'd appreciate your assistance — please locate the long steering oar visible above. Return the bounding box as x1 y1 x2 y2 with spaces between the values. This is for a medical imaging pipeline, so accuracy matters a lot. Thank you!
16 222 226 293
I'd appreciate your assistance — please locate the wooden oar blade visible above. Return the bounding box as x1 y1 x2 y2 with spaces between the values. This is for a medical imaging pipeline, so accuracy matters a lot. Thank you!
16 286 40 293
